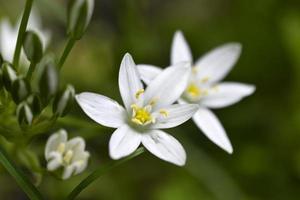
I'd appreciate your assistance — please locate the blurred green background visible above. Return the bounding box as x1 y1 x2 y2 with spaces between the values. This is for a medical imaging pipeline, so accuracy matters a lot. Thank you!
1 0 300 199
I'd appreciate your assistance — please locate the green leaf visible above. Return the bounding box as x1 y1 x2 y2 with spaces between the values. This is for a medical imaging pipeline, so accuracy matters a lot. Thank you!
67 147 145 200
0 146 43 200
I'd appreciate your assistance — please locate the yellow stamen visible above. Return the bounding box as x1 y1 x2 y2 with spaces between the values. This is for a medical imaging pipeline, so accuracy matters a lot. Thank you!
200 76 210 83
131 104 153 125
159 109 169 117
135 89 144 99
192 67 198 74
63 150 73 164
186 83 201 97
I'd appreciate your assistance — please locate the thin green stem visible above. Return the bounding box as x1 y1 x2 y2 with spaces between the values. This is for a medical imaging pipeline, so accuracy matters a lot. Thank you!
26 62 36 80
0 145 43 200
13 0 33 68
67 147 145 200
58 37 76 70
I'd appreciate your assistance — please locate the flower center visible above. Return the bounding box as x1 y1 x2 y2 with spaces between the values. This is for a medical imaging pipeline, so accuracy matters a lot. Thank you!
131 104 154 125
186 83 201 97
57 143 74 165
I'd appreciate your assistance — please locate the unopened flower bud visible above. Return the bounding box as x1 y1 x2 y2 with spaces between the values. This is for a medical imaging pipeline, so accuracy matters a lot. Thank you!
26 94 42 116
67 0 94 40
2 63 17 91
11 77 31 104
53 85 75 117
23 31 43 63
16 102 33 126
36 57 59 104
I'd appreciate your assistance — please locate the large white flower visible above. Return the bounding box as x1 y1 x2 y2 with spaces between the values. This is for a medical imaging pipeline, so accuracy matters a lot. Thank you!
45 129 90 180
137 31 256 154
76 53 199 166
0 9 50 63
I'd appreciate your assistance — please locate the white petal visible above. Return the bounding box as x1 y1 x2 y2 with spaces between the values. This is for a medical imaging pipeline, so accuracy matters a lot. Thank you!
142 130 186 166
0 18 17 62
45 129 67 159
200 82 255 109
66 137 85 152
76 92 126 128
171 30 193 65
137 64 162 85
109 125 141 160
151 104 199 129
47 153 62 171
62 165 75 180
144 62 191 109
194 43 242 83
192 107 233 153
119 53 144 110
73 152 90 174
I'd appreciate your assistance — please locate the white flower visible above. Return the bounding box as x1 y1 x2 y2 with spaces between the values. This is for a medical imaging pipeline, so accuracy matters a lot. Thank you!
137 31 256 154
0 9 50 63
76 53 199 166
45 129 90 180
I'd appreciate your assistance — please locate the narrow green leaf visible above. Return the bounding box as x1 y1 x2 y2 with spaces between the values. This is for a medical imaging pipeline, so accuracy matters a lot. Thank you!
0 146 43 200
67 147 145 200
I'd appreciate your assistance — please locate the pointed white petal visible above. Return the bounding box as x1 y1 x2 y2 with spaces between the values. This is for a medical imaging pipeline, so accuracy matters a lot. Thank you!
171 30 193 65
119 53 144 110
109 125 141 159
144 62 191 109
201 82 255 108
152 104 199 129
195 43 242 83
142 130 186 166
76 92 126 128
45 130 67 159
137 64 162 85
192 107 233 153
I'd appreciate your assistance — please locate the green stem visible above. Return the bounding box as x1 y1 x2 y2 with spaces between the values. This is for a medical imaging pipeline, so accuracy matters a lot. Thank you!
26 62 36 80
67 147 145 200
58 37 76 70
13 0 33 68
0 145 43 200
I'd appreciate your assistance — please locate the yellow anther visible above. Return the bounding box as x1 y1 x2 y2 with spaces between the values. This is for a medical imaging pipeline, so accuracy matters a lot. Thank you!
63 150 73 164
200 76 210 83
159 109 169 117
149 98 158 106
57 143 65 154
135 89 144 99
192 67 198 74
212 85 219 91
131 104 154 125
186 83 201 97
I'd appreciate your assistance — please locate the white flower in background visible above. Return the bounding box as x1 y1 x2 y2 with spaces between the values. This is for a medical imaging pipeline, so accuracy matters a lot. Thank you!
0 9 50 63
45 129 90 180
137 31 256 154
76 53 199 166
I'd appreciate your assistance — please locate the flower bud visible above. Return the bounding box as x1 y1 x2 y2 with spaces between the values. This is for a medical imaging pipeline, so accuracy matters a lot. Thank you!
67 0 94 40
26 94 42 116
11 77 31 104
53 84 75 117
23 31 43 64
2 63 17 91
16 102 33 126
36 57 59 104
